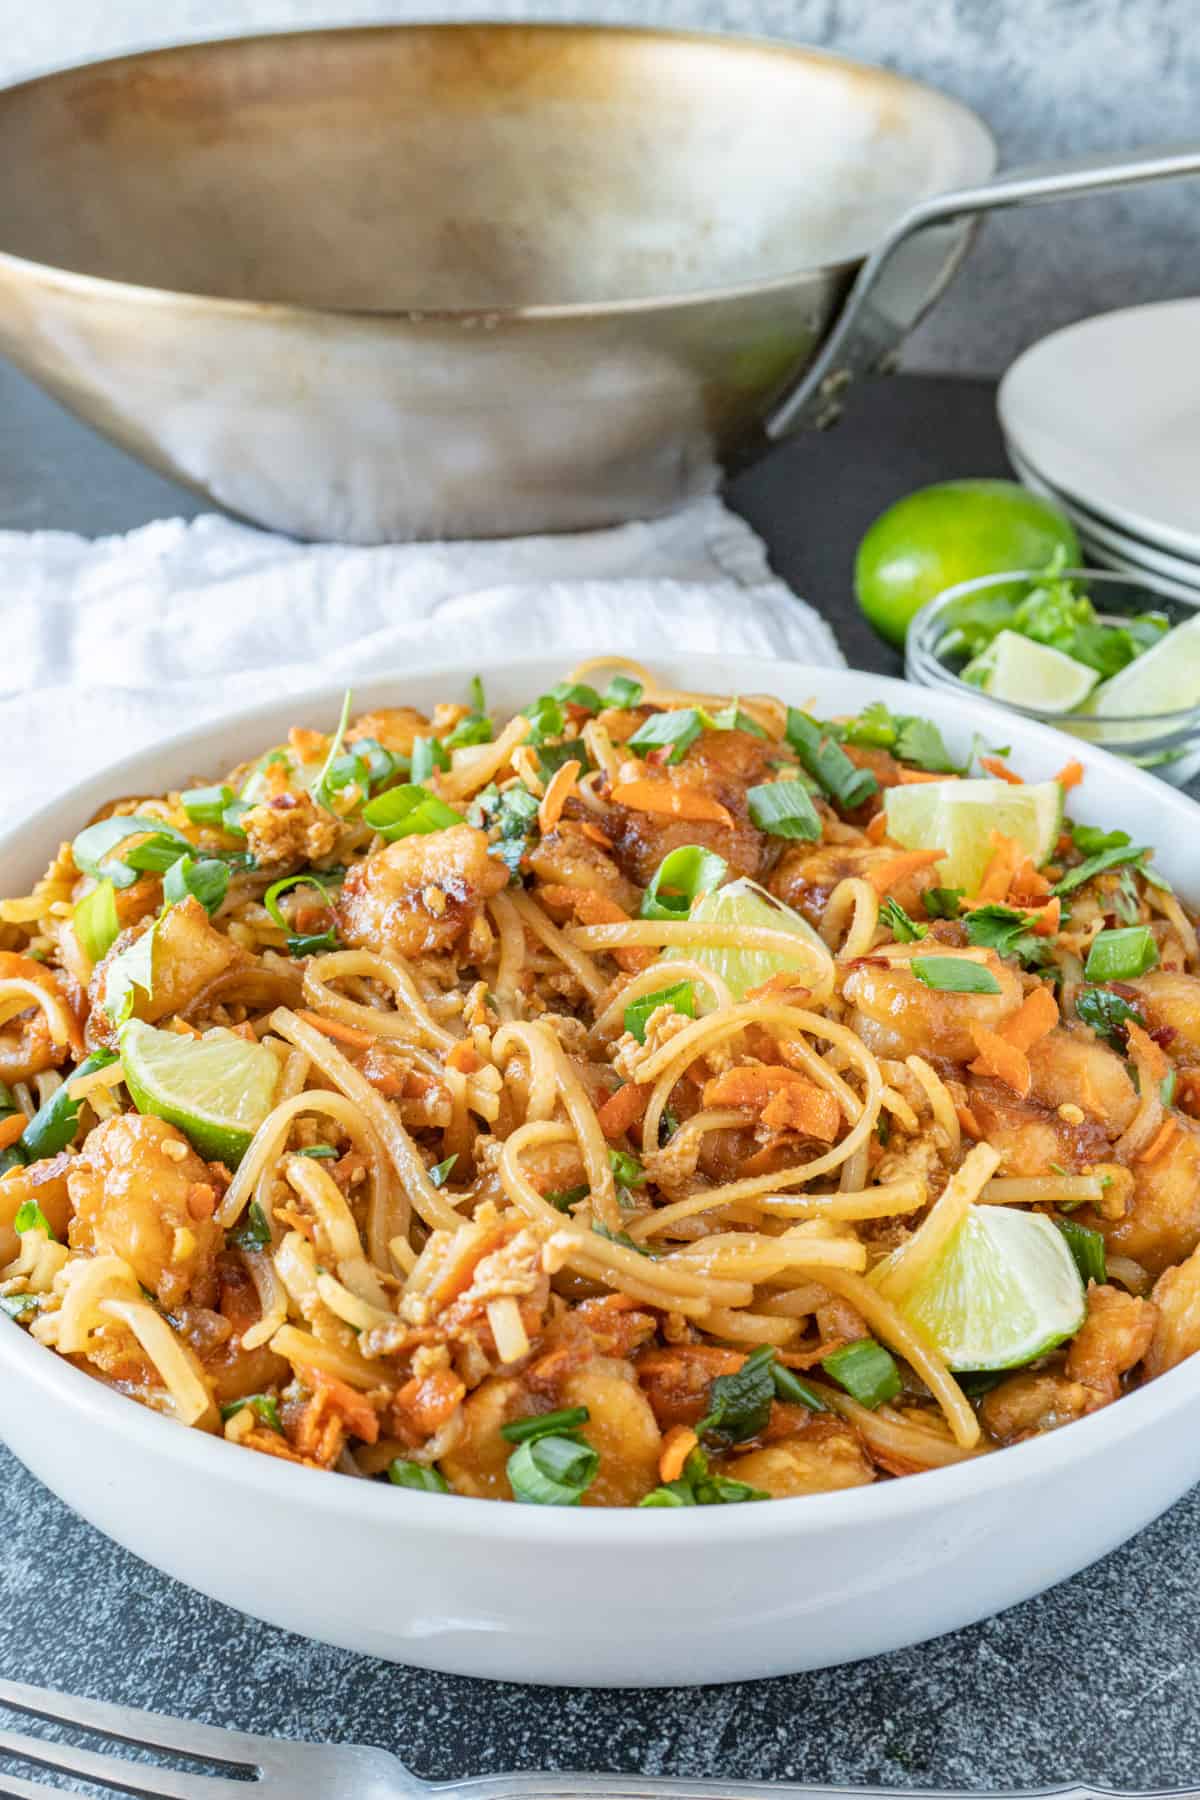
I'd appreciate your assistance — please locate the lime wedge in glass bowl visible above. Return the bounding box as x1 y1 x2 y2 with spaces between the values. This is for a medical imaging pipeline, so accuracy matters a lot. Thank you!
119 1019 280 1165
963 629 1098 714
666 876 828 1003
884 777 1062 893
890 1205 1085 1371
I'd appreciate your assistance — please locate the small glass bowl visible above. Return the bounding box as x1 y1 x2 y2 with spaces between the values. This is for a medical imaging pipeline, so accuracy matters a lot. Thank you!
905 567 1200 788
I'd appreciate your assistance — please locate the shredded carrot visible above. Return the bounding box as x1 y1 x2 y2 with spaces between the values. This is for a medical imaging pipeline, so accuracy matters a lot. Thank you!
1029 897 1061 935
578 821 614 848
659 1424 699 1484
955 1101 984 1140
229 1021 258 1043
609 779 734 827
703 1064 840 1142
968 1025 1032 1097
596 1081 652 1139
973 832 1023 904
167 1018 202 1038
1055 832 1074 856
537 759 582 835
1009 857 1053 904
445 1040 480 1074
1055 760 1085 790
1138 1117 1180 1165
0 1113 28 1152
866 811 890 843
896 768 946 784
998 984 1059 1052
296 1009 376 1050
1126 1022 1170 1085
867 849 945 895
537 885 652 972
980 756 1023 785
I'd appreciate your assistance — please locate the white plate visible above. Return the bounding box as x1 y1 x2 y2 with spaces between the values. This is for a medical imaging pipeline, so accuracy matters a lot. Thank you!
999 299 1200 561
1006 441 1200 597
3 652 1200 1686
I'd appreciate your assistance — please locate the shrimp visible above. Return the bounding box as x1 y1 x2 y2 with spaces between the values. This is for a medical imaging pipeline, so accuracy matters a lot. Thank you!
1125 970 1200 1064
88 897 246 1048
67 1113 223 1308
602 726 774 886
722 1418 875 1496
1097 1114 1200 1276
771 843 939 926
1145 1243 1200 1376
336 825 507 961
843 953 1022 1064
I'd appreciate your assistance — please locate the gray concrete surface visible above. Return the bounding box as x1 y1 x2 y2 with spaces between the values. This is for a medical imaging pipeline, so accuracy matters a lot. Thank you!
0 0 1197 376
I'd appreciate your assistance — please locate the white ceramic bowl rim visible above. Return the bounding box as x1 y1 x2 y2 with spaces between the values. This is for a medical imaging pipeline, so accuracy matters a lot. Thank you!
3 651 1197 1549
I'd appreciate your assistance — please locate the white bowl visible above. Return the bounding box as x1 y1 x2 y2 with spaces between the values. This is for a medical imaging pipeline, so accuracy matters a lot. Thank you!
2 652 1199 1688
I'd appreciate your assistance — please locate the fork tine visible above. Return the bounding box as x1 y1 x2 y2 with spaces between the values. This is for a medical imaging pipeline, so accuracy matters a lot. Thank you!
0 1676 278 1766
0 1774 94 1799
0 1721 256 1799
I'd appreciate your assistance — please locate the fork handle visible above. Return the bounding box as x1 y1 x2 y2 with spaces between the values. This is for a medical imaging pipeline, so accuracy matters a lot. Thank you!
440 1780 1172 1800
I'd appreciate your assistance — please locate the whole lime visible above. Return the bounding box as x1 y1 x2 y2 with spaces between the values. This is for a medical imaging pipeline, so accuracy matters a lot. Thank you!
854 479 1081 648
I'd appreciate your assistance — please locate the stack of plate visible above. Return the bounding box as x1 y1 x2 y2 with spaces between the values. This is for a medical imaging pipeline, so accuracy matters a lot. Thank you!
997 298 1200 601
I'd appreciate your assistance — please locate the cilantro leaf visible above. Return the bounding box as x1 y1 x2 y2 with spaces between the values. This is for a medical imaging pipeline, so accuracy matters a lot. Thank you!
922 887 964 920
1075 986 1146 1050
880 897 927 942
696 1345 776 1447
963 903 1049 968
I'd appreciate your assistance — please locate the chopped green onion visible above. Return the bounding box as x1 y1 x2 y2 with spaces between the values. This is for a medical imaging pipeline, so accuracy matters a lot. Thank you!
0 1294 38 1320
746 780 821 841
821 1338 902 1408
608 1147 646 1189
429 1154 458 1188
784 710 878 811
71 815 190 890
639 845 728 921
19 1050 118 1163
696 1345 776 1446
263 871 339 957
911 957 1001 995
522 694 566 745
602 675 643 709
219 1394 282 1432
389 1459 451 1494
1161 1069 1177 1108
295 1145 338 1160
13 1200 54 1240
551 681 603 713
228 1200 272 1250
362 784 464 841
922 887 965 919
1084 926 1158 982
101 917 159 1025
181 784 237 827
638 1445 768 1507
1057 1219 1107 1287
545 1183 589 1211
627 708 703 764
469 675 486 714
311 690 353 812
637 1481 697 1507
706 701 768 738
1053 844 1150 897
592 1222 652 1254
500 1406 591 1444
73 878 121 963
467 784 540 875
771 1363 827 1411
163 854 230 918
410 735 451 784
623 981 696 1044
442 714 493 751
880 897 927 943
507 1432 599 1505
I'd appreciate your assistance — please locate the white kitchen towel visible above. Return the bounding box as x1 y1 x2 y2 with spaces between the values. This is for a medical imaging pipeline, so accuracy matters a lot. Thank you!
0 498 843 832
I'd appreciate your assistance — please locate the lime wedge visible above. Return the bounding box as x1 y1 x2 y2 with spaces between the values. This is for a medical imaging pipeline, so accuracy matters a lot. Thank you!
1084 614 1200 719
119 1020 280 1165
963 629 1098 714
891 1205 1085 1370
666 876 828 1003
884 778 1063 893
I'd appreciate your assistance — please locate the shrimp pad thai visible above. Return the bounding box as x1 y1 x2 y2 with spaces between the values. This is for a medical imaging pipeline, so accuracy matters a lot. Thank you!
2 661 1198 1508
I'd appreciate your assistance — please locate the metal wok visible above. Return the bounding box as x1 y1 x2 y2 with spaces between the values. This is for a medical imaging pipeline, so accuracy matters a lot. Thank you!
0 24 1195 542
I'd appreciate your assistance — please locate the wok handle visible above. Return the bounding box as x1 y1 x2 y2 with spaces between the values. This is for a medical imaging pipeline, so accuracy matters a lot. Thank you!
765 141 1200 438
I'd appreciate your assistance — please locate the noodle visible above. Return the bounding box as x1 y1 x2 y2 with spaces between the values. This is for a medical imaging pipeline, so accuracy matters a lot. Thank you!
4 662 1190 1506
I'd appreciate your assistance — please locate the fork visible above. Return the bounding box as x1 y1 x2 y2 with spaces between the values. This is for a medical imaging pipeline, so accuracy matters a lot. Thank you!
0 1676 1171 1800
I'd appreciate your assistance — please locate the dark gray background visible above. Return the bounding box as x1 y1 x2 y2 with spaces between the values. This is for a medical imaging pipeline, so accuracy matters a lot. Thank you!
2 359 1200 1778
2 0 1198 376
